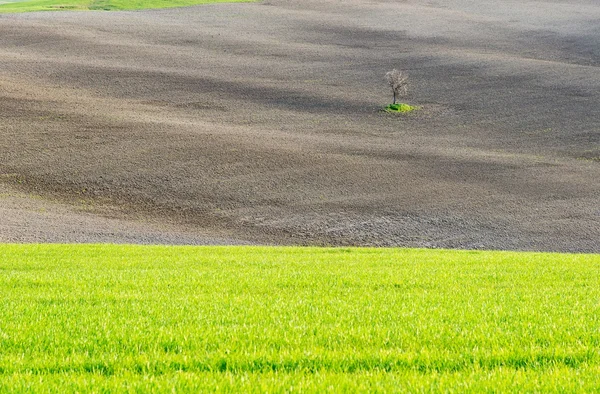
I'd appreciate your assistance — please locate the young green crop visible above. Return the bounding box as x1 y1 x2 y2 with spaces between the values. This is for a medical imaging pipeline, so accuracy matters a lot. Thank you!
0 0 252 13
1 244 599 392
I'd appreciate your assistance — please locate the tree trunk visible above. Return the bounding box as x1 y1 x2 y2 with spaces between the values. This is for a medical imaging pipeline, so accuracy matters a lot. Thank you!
393 91 396 104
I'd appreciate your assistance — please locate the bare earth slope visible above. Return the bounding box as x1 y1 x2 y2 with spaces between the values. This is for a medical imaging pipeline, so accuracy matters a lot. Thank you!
1 0 599 251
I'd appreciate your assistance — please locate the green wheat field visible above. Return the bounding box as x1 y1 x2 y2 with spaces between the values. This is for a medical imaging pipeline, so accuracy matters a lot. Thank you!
0 0 251 13
1 244 599 392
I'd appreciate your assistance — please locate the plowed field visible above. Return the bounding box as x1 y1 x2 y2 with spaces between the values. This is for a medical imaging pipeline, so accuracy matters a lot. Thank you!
1 0 599 251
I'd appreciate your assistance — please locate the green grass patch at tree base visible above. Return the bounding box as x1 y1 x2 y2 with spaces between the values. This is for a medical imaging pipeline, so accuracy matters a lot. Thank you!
384 103 418 113
0 0 253 13
1 244 599 391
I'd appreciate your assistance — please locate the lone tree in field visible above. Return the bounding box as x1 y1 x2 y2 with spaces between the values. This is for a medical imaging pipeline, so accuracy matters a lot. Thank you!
385 69 408 104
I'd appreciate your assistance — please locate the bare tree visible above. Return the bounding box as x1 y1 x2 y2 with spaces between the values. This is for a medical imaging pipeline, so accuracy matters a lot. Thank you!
385 69 408 104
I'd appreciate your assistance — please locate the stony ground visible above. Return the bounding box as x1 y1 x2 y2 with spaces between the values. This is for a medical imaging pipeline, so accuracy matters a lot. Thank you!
0 0 598 251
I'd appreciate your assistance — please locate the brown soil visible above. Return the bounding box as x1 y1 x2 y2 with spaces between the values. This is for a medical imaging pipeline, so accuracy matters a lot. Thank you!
1 0 599 251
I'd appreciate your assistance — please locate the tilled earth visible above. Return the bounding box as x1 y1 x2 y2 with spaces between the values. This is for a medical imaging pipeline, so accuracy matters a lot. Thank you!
1 0 599 251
